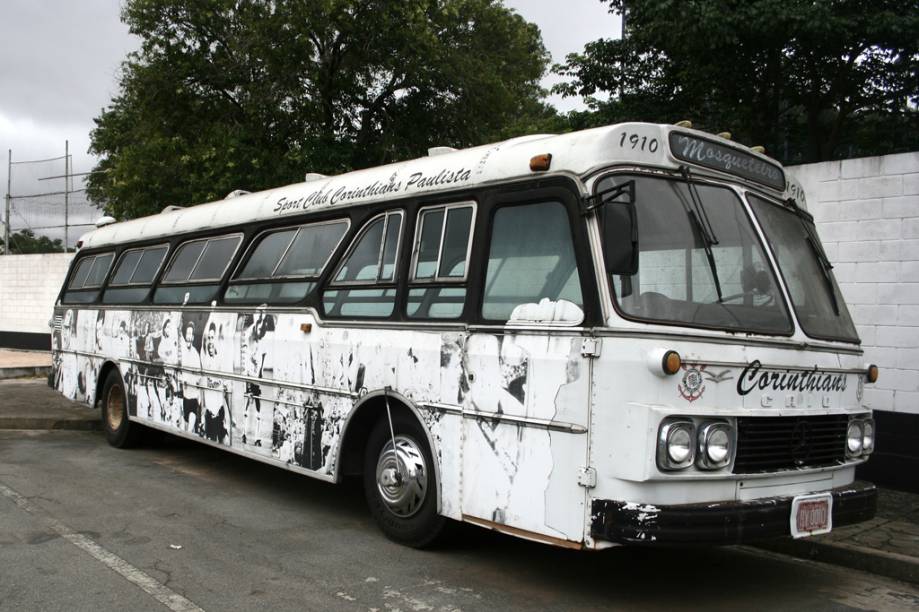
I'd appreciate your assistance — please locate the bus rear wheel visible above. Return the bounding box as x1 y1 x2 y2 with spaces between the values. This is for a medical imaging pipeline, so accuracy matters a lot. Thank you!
363 411 445 548
101 369 140 448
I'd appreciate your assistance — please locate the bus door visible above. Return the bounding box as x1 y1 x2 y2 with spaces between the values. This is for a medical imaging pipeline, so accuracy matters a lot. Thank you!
461 193 592 543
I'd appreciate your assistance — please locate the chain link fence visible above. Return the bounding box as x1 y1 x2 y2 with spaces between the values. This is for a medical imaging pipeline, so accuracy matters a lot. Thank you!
3 144 103 254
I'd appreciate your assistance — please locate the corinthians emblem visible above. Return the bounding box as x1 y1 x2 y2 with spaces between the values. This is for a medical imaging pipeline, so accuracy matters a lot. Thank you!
679 363 706 402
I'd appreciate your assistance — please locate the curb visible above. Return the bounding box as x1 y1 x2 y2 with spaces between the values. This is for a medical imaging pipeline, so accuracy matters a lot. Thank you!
0 417 101 431
0 366 51 380
757 538 919 586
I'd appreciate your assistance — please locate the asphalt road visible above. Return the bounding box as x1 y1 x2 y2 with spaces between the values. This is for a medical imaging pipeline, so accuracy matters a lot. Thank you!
1 428 918 611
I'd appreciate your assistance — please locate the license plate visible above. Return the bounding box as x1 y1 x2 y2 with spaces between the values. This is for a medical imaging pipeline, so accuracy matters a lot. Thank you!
790 493 833 538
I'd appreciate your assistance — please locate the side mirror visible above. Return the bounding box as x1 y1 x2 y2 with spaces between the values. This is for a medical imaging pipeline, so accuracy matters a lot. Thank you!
592 181 638 275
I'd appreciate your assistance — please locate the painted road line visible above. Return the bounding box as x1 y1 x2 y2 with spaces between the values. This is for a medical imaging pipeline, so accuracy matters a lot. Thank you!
0 482 205 612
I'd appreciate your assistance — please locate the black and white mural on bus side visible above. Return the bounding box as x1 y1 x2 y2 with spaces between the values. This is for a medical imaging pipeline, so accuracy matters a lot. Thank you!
52 306 590 539
52 308 462 477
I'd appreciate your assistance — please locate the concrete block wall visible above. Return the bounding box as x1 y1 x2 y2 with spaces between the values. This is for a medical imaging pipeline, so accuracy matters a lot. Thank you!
788 152 919 417
0 253 73 347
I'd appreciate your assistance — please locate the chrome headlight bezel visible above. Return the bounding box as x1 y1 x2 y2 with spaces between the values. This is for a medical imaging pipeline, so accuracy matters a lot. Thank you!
861 418 875 455
696 421 734 470
846 419 864 457
657 419 695 471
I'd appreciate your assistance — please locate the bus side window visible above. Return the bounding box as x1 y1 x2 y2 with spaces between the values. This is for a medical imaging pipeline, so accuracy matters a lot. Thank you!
407 203 474 319
103 244 169 304
154 234 242 305
323 211 403 318
225 219 349 304
63 252 115 304
481 201 583 322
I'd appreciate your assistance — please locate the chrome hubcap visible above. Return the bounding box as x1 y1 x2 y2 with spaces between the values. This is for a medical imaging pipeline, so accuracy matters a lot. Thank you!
106 385 124 431
375 434 428 518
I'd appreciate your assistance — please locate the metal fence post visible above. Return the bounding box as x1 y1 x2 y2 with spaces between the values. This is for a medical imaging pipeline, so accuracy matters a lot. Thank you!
4 149 10 255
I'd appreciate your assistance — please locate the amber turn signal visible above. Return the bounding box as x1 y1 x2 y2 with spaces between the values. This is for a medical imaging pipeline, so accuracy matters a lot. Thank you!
866 364 879 384
300 323 312 334
529 153 552 172
662 350 682 375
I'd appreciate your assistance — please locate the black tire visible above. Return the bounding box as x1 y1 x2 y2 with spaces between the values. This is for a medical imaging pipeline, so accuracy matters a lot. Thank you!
101 369 141 448
363 411 445 548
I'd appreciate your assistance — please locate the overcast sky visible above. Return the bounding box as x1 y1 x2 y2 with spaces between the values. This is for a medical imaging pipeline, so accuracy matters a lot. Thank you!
0 0 620 220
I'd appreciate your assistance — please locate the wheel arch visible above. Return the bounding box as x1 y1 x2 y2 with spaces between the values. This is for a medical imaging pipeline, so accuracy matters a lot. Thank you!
94 360 128 413
335 388 442 512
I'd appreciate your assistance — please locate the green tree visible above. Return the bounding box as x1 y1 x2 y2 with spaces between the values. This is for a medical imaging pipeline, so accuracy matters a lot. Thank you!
555 0 919 163
0 229 66 254
88 0 551 219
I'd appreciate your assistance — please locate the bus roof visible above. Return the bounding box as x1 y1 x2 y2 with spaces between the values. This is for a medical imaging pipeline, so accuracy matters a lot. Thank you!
79 122 802 249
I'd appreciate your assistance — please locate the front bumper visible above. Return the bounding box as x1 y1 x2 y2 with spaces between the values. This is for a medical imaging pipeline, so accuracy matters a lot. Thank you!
591 480 877 545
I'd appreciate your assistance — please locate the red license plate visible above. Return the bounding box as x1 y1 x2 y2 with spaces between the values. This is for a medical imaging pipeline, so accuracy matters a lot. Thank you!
797 500 828 532
790 493 832 538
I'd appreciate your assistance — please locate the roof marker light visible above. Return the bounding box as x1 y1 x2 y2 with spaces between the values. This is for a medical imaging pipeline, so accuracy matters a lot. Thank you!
529 153 552 172
675 120 693 128
750 145 766 154
717 131 732 140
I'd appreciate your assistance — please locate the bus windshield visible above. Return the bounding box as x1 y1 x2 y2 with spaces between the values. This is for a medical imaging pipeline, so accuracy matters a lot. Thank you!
600 173 792 335
747 193 859 342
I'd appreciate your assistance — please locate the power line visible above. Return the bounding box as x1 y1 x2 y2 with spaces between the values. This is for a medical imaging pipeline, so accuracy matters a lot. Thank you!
8 189 87 200
10 154 67 165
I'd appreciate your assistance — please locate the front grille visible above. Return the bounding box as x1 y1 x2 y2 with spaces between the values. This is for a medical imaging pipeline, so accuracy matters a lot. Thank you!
733 414 848 474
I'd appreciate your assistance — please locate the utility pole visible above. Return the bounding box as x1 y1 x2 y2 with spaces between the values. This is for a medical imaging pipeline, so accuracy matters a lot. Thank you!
4 149 10 255
621 1 628 39
64 140 69 252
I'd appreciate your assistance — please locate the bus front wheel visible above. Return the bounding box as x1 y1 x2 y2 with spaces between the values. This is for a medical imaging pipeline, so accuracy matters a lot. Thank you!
101 369 140 448
363 411 445 548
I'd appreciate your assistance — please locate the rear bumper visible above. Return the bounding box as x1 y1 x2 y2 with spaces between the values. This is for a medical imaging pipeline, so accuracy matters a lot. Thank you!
591 480 877 545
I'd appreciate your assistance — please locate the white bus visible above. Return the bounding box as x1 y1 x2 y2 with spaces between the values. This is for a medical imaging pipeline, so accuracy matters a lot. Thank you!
51 122 878 549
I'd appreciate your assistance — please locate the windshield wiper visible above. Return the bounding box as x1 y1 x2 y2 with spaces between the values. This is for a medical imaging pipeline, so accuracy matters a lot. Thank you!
786 197 840 315
679 166 724 302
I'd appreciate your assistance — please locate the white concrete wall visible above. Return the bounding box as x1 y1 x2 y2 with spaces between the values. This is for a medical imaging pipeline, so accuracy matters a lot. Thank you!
0 253 73 336
788 152 919 415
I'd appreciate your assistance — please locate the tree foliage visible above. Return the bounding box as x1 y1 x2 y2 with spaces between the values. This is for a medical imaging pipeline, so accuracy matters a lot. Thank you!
555 0 919 163
88 0 550 219
0 229 66 254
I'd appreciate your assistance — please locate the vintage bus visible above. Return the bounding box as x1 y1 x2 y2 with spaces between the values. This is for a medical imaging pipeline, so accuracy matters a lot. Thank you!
51 122 878 549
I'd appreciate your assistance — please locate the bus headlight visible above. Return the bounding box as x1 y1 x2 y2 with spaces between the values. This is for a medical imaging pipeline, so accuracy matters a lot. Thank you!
697 421 733 470
862 418 875 455
846 419 864 457
657 419 695 470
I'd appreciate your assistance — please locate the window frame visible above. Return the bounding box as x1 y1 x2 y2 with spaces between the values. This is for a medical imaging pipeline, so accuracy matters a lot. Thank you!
74 253 115 289
477 198 587 324
160 233 244 285
108 243 170 287
409 201 476 283
745 190 858 344
596 169 796 337
329 210 404 287
231 218 351 282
